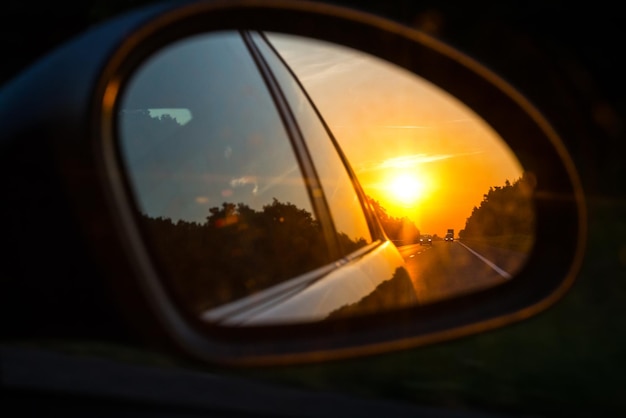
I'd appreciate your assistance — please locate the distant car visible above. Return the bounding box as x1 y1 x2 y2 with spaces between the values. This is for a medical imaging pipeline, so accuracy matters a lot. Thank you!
419 234 433 245
445 233 454 242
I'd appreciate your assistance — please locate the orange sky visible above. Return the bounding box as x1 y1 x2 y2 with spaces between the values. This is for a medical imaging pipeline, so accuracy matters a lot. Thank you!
268 32 524 238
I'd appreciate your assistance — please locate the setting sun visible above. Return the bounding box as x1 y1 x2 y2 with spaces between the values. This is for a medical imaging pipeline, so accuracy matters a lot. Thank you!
388 173 424 205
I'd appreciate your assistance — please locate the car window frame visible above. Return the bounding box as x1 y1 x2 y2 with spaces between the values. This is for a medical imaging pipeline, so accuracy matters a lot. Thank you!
252 31 388 244
239 29 344 259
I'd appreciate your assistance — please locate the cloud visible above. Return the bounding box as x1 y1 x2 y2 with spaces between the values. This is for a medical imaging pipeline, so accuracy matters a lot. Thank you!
256 165 299 196
294 55 366 86
376 125 431 129
230 176 259 195
267 34 367 85
354 152 483 173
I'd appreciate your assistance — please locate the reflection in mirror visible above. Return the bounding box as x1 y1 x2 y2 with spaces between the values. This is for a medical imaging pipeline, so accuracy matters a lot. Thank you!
116 30 534 326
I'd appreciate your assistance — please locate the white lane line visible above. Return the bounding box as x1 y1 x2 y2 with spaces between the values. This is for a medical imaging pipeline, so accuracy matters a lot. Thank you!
456 241 512 279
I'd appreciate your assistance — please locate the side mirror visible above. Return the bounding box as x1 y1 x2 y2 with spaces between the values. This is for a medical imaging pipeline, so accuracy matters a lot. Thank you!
2 0 586 365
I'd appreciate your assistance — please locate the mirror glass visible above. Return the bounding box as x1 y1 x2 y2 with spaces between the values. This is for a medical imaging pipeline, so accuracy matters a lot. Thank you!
116 30 535 326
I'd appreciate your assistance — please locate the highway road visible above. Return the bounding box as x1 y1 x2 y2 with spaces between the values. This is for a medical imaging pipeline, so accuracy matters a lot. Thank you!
397 241 528 305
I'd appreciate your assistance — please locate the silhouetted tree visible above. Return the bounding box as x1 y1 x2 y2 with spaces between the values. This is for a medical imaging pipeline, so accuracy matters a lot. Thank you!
366 197 420 245
140 198 369 314
461 173 535 240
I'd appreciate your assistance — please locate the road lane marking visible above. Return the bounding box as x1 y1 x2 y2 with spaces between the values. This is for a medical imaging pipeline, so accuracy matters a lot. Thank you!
456 241 512 279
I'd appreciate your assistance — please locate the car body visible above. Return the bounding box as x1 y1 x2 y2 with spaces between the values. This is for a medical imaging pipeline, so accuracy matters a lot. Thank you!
419 234 433 245
2 0 625 417
444 233 454 242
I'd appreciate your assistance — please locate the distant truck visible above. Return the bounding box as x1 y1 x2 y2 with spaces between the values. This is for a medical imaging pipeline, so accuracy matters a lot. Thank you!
445 228 454 242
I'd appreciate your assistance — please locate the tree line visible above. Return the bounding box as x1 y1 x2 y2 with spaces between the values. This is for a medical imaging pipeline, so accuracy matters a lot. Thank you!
140 198 370 314
459 173 535 241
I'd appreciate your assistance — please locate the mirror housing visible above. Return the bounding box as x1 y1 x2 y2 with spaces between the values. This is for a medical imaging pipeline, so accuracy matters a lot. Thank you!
0 0 586 366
